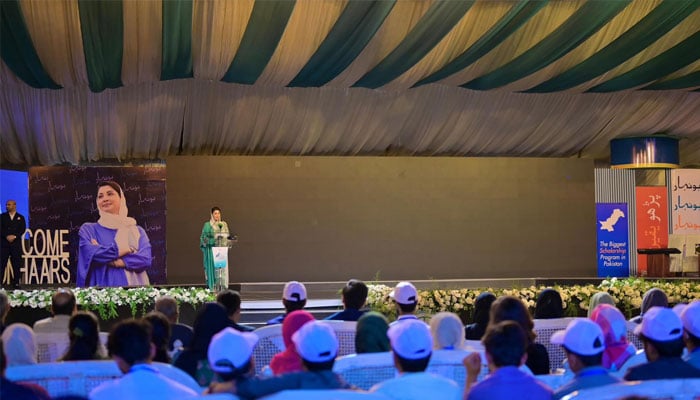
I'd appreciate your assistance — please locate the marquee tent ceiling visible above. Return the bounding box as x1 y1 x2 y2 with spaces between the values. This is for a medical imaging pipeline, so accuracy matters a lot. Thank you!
1 0 700 167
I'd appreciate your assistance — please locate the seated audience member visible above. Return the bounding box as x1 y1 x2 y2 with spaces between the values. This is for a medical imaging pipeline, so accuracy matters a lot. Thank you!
217 289 254 332
587 292 616 318
143 311 171 363
370 319 460 400
267 281 307 325
534 288 564 319
154 295 192 355
0 339 51 400
355 311 390 354
629 288 668 324
1 323 36 367
0 291 9 334
429 312 465 350
210 321 353 399
673 303 687 316
90 319 198 400
325 279 369 322
681 300 700 369
205 327 258 391
465 292 496 340
590 304 637 371
270 310 315 375
463 321 552 400
490 296 550 375
389 281 420 324
550 319 620 399
173 302 230 386
60 311 105 361
33 288 76 334
624 306 700 380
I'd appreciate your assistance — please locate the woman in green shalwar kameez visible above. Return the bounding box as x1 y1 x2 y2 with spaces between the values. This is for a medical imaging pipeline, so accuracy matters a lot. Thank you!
200 207 230 290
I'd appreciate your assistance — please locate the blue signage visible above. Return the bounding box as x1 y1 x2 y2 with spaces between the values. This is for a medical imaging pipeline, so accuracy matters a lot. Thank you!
596 203 629 277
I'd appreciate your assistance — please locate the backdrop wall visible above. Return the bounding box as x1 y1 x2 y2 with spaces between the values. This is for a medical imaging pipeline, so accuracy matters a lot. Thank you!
166 156 595 284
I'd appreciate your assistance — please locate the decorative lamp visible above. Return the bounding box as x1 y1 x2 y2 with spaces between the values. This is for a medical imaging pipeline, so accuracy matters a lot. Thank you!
610 135 679 169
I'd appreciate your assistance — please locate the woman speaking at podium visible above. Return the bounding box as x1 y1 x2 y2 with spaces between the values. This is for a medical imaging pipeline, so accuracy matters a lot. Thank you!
200 207 232 291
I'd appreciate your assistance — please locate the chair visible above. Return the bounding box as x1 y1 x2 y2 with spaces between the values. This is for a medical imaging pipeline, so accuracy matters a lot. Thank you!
610 349 647 379
35 332 70 363
324 320 358 357
260 389 390 400
561 379 700 400
626 321 644 350
535 373 570 390
332 352 397 390
150 361 202 392
533 317 581 372
5 360 122 398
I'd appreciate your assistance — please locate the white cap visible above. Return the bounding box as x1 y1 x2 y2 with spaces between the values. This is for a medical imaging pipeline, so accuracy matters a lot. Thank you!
283 281 307 302
681 301 700 338
551 319 605 356
207 327 259 373
634 306 683 341
390 281 418 305
672 303 687 317
387 319 432 360
292 321 338 363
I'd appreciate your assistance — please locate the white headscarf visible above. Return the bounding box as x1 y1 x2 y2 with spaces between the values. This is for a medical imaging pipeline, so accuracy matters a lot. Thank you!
2 323 37 366
97 184 141 254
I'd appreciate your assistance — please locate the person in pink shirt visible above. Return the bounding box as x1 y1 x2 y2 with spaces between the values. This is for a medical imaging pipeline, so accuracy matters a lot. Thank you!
269 310 315 375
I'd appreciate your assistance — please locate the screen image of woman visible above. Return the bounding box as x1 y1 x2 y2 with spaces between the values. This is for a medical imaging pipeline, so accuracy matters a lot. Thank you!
77 181 152 287
200 206 231 290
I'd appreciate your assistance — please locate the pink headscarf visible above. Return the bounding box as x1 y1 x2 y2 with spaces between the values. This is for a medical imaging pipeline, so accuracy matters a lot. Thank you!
269 310 315 375
590 304 636 370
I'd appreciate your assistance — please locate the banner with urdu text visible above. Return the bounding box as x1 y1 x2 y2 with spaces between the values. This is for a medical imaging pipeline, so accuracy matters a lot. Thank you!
671 169 700 235
635 186 669 276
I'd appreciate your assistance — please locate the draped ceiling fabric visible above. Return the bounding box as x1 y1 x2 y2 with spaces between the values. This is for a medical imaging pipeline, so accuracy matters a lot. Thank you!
1 0 700 167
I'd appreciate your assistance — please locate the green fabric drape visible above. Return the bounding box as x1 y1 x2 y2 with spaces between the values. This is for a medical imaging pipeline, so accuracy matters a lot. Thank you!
0 0 61 89
414 1 547 88
78 0 124 92
221 0 296 85
352 0 475 89
463 0 631 90
161 0 193 81
642 71 700 91
526 1 700 93
588 30 700 92
288 0 396 87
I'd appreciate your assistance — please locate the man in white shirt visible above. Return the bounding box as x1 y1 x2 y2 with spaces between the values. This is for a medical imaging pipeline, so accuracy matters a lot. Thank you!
370 319 461 400
33 288 76 334
90 319 198 400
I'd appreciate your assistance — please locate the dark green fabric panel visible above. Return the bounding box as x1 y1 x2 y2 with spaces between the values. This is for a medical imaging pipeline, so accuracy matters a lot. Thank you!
0 0 61 89
588 30 700 92
463 1 630 90
288 0 396 87
161 0 193 81
414 1 547 87
222 0 296 85
353 0 475 89
526 1 700 93
642 70 700 91
78 0 124 92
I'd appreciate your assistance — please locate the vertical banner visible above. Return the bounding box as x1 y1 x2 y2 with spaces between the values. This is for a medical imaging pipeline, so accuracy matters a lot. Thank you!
671 169 700 234
635 187 669 276
596 203 629 277
28 166 166 286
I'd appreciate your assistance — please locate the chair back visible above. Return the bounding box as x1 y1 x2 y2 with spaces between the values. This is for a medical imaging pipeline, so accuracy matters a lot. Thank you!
561 378 700 400
333 352 397 390
35 332 70 363
610 349 647 378
260 389 391 400
324 320 358 357
5 360 122 398
533 317 580 372
425 349 470 390
150 361 203 392
625 321 643 350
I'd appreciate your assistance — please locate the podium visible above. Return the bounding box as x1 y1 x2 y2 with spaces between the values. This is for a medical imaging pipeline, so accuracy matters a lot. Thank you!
210 233 237 292
637 248 681 277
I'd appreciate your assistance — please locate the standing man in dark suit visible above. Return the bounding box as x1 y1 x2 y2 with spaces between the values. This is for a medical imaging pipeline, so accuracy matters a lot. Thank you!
1 200 25 288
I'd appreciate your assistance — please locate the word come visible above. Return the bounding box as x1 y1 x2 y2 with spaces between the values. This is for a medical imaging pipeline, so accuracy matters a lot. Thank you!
20 229 71 285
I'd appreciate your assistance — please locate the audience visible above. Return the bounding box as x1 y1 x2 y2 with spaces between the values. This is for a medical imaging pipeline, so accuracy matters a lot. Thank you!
270 310 315 375
681 300 700 369
206 327 258 391
0 339 51 400
90 319 198 400
173 302 230 386
33 288 76 334
587 292 615 318
60 311 105 361
464 292 496 340
490 296 550 375
629 288 668 324
429 312 465 350
267 281 307 325
463 321 552 400
625 306 700 380
370 319 461 400
142 311 171 363
1 323 36 367
355 311 390 354
534 288 564 319
210 321 353 399
550 319 619 399
590 304 637 371
217 289 255 332
154 295 192 356
389 281 420 324
0 291 9 334
325 279 368 321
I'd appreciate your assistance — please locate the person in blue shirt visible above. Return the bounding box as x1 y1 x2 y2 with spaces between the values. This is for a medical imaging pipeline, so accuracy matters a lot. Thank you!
681 301 700 370
550 319 620 399
325 279 368 321
266 281 307 325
